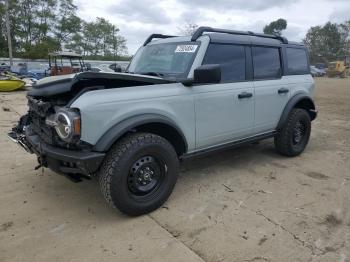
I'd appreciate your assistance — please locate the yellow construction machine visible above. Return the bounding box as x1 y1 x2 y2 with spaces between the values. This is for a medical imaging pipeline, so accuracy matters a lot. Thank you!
326 56 350 78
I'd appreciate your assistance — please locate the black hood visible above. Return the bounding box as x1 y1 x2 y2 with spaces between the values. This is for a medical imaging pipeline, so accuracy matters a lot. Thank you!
28 72 173 98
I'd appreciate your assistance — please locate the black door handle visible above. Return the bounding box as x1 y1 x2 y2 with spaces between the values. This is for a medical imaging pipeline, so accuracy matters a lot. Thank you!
278 88 289 94
238 92 253 99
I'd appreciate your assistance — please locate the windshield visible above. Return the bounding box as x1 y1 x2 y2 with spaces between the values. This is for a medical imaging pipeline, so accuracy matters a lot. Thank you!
128 42 200 79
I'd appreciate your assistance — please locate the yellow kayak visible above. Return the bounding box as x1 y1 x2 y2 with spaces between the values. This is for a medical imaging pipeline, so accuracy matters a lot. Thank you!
0 77 26 92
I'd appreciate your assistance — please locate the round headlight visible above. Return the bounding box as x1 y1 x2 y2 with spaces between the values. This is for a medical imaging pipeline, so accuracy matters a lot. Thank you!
55 112 72 139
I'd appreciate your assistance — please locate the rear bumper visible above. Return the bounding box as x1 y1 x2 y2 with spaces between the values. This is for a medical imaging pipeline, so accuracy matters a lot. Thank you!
8 128 105 176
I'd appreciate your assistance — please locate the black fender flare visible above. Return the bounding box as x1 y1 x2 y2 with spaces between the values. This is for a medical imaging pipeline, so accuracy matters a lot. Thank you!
93 114 188 152
277 93 317 130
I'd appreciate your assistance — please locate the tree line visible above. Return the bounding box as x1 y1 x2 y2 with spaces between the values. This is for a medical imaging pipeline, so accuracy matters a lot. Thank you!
304 21 350 64
1 1 349 64
0 0 129 60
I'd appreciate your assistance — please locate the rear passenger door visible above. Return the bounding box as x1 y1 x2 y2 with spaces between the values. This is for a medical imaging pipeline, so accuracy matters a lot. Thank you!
194 44 255 149
252 46 290 133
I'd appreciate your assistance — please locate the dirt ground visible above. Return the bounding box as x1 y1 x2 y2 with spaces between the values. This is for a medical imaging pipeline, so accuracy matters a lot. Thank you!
0 78 349 262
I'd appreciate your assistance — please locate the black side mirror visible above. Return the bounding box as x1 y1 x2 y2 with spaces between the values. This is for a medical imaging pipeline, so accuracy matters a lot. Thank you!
194 64 221 84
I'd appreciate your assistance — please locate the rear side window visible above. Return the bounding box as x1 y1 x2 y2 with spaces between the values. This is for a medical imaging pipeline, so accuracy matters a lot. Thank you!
252 47 281 80
286 48 309 74
202 44 246 82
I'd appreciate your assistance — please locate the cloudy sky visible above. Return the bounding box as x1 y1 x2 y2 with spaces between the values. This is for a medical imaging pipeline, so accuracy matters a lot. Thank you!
75 0 350 54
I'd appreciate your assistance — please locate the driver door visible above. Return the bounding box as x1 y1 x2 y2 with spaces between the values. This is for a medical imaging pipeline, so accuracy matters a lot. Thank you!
193 44 255 149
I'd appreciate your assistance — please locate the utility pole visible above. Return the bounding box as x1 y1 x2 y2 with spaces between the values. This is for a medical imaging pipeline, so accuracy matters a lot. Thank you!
5 0 13 66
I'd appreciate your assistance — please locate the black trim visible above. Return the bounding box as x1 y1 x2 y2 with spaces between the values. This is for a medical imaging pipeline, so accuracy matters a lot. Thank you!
238 92 253 99
281 46 288 76
245 46 253 80
93 114 188 153
191 26 288 44
181 131 276 160
24 129 105 175
277 93 317 130
143 34 177 46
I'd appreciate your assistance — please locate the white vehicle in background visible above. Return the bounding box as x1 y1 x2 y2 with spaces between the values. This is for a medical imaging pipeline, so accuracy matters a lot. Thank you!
310 66 325 77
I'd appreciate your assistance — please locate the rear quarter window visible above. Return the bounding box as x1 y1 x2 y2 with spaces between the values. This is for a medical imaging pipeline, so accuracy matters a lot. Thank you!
286 48 309 75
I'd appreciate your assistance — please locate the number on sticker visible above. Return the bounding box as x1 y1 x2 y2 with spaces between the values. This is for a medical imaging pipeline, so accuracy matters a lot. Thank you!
175 45 198 53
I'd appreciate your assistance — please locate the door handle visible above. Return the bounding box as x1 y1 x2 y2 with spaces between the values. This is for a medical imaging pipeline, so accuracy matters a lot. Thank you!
278 88 289 94
238 92 253 99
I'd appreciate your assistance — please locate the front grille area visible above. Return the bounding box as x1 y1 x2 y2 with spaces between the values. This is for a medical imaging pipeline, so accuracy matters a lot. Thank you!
26 96 83 150
27 96 57 145
28 96 52 118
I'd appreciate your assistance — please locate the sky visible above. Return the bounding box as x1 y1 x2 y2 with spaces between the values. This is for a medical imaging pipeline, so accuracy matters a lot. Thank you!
75 0 350 55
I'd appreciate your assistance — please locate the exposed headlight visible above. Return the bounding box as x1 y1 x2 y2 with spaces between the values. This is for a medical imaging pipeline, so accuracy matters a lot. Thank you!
56 112 72 139
46 109 81 142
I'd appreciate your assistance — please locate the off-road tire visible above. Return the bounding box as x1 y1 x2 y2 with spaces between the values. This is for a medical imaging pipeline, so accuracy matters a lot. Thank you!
274 108 311 157
99 132 179 216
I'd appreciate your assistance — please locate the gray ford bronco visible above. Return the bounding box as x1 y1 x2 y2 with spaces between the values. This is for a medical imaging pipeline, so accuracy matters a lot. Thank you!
9 27 317 216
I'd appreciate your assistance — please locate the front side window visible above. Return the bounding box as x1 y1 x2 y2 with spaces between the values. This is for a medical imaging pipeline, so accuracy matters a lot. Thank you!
252 47 281 80
128 42 199 79
202 44 246 82
286 48 309 74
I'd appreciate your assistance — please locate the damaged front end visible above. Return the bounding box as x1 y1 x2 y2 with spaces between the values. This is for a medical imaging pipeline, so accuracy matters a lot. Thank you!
8 102 105 181
8 71 169 180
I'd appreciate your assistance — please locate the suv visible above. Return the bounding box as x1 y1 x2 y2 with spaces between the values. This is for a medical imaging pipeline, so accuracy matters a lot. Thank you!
9 27 317 216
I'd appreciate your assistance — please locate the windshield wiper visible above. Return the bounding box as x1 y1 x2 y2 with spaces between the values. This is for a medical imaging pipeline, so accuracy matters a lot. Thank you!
139 72 164 77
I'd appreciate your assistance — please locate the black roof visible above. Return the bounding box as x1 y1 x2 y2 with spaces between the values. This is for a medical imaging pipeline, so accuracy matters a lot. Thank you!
192 27 304 47
143 26 305 48
208 33 281 46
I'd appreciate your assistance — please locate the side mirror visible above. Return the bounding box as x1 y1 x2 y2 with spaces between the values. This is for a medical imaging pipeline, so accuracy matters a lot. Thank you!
194 64 221 84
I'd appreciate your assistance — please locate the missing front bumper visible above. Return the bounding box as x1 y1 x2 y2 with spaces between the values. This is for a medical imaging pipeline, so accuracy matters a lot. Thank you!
8 128 105 176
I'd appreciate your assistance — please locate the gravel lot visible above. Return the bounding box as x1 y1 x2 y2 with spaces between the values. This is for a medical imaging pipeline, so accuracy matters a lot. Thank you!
1 78 349 262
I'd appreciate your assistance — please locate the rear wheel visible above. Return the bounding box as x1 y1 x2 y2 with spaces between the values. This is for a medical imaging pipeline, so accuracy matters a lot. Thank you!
274 108 311 157
99 132 179 216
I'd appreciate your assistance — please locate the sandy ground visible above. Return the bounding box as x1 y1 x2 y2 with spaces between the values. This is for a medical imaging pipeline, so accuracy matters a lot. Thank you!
0 78 349 262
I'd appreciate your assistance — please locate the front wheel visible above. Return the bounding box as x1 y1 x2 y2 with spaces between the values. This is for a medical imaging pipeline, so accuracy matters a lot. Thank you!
274 108 311 157
99 133 179 216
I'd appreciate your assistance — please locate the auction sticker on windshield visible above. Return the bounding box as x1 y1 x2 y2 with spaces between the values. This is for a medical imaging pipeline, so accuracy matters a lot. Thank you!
175 45 198 53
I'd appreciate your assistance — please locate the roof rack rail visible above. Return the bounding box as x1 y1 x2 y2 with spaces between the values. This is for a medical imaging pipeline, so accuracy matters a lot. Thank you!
143 34 177 46
191 26 288 44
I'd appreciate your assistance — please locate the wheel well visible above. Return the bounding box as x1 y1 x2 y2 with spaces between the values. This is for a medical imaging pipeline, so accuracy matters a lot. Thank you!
294 98 316 120
129 123 187 156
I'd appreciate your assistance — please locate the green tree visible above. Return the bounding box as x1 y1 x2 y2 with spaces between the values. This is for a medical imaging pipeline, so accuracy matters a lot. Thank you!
339 20 350 56
71 17 127 59
55 0 82 47
1 0 128 60
303 22 345 63
263 18 287 36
